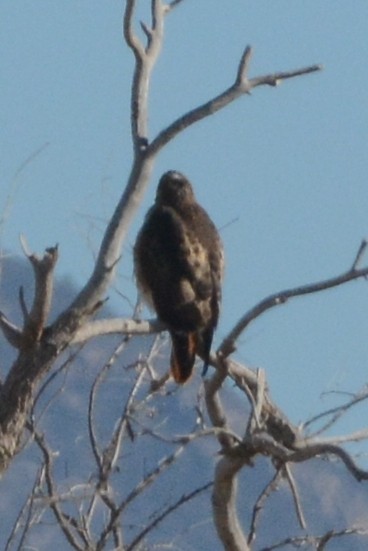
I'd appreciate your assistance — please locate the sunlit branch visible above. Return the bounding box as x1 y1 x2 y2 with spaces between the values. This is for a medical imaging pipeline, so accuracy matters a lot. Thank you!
71 317 164 344
283 464 306 530
303 429 368 447
123 0 145 58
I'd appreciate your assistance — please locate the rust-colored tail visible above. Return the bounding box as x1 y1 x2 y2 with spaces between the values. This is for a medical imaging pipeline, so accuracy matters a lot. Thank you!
170 331 197 384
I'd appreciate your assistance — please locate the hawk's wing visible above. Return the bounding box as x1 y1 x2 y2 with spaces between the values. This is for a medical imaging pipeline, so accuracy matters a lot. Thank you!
134 201 223 382
135 204 222 330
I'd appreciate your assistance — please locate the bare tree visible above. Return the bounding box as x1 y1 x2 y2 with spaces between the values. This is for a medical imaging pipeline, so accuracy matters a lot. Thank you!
1 2 368 550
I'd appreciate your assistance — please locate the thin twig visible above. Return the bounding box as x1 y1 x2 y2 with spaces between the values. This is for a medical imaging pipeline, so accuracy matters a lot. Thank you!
127 417 242 447
260 527 368 551
248 433 368 482
247 468 283 545
165 0 186 12
100 360 147 478
303 386 368 435
351 238 368 270
126 481 213 550
4 465 44 551
87 339 129 476
0 312 23 348
250 63 322 88
32 346 84 417
96 442 187 548
33 430 85 551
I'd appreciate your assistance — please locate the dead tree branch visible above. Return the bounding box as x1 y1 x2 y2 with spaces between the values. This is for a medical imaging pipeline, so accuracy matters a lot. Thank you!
164 0 187 13
219 246 368 358
0 312 23 349
96 442 187 548
4 463 44 551
303 385 368 436
247 468 283 546
19 240 58 346
261 526 368 551
148 45 321 155
71 317 164 344
126 481 213 551
33 430 86 551
212 455 251 551
71 244 368 366
283 463 307 530
206 346 368 548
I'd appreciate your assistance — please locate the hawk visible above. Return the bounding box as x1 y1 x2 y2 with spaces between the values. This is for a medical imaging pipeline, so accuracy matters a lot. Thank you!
134 170 224 383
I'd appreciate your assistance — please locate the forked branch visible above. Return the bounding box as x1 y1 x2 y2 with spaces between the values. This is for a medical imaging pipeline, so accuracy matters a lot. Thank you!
148 45 321 155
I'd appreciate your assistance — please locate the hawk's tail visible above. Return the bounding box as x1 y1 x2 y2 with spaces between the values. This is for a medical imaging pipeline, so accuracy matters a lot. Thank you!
200 326 215 377
170 331 197 384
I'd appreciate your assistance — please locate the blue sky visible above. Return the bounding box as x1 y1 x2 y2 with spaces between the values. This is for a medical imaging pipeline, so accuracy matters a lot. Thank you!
1 2 368 452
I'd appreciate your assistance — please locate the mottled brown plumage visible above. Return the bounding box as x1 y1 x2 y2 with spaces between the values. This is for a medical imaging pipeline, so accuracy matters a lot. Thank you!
134 170 224 383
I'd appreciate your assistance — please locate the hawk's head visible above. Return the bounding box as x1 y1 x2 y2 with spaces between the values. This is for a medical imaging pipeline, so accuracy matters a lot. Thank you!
156 171 195 208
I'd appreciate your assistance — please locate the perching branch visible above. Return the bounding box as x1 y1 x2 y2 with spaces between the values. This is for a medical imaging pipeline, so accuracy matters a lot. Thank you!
71 317 164 344
74 243 368 360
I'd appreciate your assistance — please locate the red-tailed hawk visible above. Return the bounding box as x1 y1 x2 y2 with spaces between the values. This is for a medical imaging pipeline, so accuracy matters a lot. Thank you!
134 170 224 383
